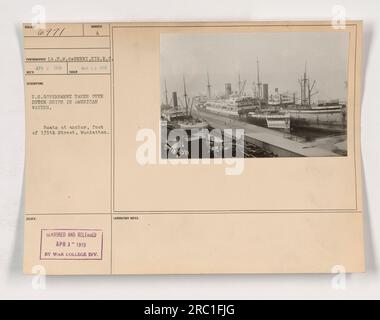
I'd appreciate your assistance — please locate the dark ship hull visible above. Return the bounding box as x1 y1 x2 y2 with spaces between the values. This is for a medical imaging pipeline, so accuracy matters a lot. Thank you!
288 106 346 133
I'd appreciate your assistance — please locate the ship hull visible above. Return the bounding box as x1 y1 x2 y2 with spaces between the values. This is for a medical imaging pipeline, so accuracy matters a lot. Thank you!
247 114 290 130
205 106 240 118
288 108 346 133
178 122 208 130
247 115 267 127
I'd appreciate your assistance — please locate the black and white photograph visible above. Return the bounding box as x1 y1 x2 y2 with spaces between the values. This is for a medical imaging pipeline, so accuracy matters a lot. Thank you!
160 31 349 158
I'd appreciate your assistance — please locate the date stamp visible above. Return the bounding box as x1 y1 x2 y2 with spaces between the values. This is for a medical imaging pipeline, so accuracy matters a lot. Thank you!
40 229 103 260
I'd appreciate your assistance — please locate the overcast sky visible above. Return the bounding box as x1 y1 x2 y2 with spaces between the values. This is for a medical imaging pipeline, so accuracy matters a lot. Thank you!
160 31 348 102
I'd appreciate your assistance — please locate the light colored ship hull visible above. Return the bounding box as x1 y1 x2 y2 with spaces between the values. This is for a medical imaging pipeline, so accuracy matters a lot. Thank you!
205 106 240 117
248 113 290 130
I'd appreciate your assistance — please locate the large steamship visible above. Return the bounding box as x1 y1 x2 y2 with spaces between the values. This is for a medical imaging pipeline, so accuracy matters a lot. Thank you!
285 65 347 133
200 68 291 131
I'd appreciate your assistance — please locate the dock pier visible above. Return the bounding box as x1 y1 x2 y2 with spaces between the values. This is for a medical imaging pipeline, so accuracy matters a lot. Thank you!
195 108 343 157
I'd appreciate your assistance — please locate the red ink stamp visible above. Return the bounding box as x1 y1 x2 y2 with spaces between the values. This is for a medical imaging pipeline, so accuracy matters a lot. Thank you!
40 229 103 260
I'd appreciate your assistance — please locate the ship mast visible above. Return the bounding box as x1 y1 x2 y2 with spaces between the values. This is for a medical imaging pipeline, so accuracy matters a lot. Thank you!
256 58 262 108
303 62 308 105
298 61 308 106
183 75 189 116
207 72 211 99
298 62 317 107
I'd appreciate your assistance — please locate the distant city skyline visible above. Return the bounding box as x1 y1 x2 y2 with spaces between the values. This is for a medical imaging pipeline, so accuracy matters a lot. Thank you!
160 31 349 103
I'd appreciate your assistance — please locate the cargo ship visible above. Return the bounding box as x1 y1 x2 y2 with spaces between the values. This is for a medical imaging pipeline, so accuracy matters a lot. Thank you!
160 78 209 158
246 59 291 131
287 103 346 133
285 65 347 133
199 68 290 131
161 78 208 131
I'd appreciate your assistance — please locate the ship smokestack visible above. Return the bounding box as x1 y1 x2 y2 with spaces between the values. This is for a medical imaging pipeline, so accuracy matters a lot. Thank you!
225 83 232 96
263 84 269 103
172 91 178 108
